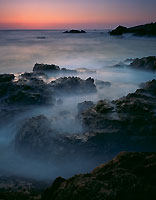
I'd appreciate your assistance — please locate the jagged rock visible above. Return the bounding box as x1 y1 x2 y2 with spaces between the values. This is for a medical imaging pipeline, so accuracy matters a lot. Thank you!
81 79 156 136
50 77 97 95
130 56 156 71
33 63 60 72
42 152 156 200
0 73 55 106
63 30 86 34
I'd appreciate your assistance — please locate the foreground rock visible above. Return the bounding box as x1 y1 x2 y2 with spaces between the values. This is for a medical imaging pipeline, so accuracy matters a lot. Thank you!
110 22 156 36
42 152 156 200
81 79 156 136
63 30 86 34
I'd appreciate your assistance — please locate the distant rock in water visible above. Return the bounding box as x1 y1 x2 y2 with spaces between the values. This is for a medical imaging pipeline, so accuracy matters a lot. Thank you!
33 63 78 74
130 56 156 71
36 36 46 39
33 63 60 72
42 152 156 200
63 30 86 34
109 22 156 36
109 25 128 35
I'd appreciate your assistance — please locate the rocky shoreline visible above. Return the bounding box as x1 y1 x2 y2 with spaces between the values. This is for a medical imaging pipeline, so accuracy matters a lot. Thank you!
1 56 156 199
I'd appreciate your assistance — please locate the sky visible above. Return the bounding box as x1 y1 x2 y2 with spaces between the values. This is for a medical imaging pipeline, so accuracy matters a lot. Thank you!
0 0 156 29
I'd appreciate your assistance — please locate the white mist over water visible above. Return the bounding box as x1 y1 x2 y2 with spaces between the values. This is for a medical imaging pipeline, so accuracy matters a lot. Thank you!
0 30 156 180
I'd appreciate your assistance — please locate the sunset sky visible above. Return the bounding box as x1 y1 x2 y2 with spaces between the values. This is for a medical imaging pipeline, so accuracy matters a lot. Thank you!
0 0 156 29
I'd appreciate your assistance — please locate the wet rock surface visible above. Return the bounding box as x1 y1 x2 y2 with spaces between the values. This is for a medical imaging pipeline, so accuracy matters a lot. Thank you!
42 152 156 200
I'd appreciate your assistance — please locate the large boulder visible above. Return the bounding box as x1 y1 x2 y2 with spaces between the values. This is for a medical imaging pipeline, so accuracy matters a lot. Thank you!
42 152 156 200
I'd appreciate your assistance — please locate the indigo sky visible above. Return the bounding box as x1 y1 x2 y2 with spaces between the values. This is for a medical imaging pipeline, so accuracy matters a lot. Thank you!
0 0 156 29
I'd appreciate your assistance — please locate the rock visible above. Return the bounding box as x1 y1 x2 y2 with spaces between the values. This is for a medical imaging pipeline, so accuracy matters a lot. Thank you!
42 152 156 200
63 30 86 34
33 63 60 72
0 74 15 83
0 176 47 200
77 101 94 115
50 77 97 95
110 22 156 36
37 36 46 39
20 72 48 79
81 79 156 136
109 25 128 35
0 73 55 106
15 115 54 155
130 56 156 71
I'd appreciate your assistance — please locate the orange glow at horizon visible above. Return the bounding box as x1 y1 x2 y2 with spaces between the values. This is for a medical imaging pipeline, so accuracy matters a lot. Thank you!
0 0 155 29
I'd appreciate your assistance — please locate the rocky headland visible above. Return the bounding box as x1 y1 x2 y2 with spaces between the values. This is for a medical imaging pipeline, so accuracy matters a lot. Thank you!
109 22 156 36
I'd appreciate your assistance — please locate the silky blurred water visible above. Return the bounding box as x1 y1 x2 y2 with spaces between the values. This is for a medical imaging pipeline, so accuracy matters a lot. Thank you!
0 30 156 179
0 30 156 73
